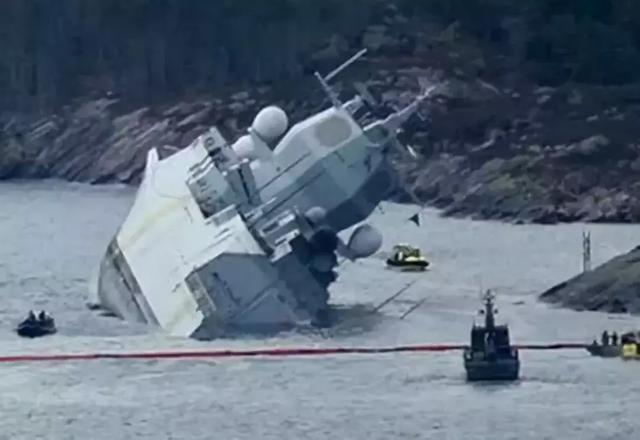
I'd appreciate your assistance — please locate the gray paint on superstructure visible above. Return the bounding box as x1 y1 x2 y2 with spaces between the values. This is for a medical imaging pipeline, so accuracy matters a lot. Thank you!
186 251 326 328
249 140 393 232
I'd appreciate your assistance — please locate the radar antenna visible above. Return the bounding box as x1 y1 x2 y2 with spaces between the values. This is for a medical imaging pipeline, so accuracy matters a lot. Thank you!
481 289 497 330
314 48 368 108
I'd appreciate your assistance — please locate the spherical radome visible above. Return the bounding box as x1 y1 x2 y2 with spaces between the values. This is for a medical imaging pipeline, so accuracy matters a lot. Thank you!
251 106 289 141
347 224 383 259
231 134 256 159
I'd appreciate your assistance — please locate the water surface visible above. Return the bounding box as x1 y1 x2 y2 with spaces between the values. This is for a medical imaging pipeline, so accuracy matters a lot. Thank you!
1 181 639 439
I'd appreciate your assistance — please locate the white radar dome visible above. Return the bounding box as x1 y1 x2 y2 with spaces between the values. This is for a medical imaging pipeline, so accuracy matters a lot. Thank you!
346 224 383 259
251 106 289 141
231 134 256 159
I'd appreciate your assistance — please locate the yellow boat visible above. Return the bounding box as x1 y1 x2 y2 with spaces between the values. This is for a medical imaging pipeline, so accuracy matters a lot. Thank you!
622 343 640 360
386 244 430 272
620 331 640 359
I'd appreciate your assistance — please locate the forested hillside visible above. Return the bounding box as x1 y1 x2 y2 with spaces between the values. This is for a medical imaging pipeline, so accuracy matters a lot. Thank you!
4 0 640 225
0 0 373 112
2 0 640 113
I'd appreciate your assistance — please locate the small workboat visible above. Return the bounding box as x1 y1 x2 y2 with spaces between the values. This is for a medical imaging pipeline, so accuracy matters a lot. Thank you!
386 244 429 271
585 342 621 358
463 290 519 382
621 332 640 360
622 343 640 360
16 311 57 338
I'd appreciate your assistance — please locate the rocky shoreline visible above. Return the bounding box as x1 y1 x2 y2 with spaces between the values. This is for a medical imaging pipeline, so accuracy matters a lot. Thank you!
4 5 640 226
539 245 640 315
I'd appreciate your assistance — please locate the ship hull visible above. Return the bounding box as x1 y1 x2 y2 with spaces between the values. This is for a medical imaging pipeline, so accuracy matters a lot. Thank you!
385 259 429 271
463 349 520 381
94 144 332 339
585 344 621 358
96 232 330 339
464 359 520 381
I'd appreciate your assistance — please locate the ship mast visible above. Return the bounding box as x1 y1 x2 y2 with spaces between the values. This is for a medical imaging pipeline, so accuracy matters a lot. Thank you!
482 289 496 330
314 48 368 109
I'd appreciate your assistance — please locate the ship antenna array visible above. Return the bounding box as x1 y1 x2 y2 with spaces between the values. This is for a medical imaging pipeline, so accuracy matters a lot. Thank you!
582 230 592 273
314 48 368 108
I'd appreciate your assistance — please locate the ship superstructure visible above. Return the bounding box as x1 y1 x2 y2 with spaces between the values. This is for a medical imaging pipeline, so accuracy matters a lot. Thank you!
93 49 433 339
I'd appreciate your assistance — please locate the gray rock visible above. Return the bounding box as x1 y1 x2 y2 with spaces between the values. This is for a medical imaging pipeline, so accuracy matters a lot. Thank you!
433 78 501 102
0 137 26 178
540 245 640 314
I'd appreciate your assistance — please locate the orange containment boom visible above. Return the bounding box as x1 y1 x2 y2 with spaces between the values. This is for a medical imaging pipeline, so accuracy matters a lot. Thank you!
0 342 588 364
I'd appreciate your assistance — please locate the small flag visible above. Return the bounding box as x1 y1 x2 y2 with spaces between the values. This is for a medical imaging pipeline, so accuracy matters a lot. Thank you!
408 212 421 227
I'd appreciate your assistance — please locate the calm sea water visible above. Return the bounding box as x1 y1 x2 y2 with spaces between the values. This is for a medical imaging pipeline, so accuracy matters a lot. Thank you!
1 180 640 440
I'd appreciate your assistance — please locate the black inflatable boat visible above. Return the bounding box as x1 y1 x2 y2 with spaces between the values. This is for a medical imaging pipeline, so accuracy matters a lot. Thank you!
16 313 57 338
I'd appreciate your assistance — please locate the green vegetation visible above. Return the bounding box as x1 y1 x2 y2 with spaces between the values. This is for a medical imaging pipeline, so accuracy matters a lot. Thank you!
1 0 640 112
0 0 373 111
405 0 640 85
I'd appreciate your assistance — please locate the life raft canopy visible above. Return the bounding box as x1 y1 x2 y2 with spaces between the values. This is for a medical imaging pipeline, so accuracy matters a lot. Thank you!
391 243 422 258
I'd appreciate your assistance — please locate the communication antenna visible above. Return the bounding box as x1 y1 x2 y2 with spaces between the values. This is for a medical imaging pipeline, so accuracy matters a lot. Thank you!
314 48 368 108
582 230 592 272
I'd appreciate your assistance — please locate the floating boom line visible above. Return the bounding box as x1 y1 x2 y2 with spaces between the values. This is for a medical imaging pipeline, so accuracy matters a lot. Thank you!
0 343 589 364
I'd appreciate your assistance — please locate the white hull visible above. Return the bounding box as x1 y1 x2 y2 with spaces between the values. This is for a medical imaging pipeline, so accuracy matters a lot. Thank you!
97 143 328 338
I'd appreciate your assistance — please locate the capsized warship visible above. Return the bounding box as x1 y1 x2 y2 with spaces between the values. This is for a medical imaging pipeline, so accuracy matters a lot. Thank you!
91 49 433 339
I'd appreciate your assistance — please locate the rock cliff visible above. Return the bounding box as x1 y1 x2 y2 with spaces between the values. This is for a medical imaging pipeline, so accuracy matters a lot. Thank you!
3 0 640 225
540 245 640 314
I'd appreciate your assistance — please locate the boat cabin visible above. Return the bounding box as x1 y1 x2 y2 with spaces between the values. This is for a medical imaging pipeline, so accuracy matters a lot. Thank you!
391 244 421 259
463 289 520 381
467 289 517 358
470 324 515 357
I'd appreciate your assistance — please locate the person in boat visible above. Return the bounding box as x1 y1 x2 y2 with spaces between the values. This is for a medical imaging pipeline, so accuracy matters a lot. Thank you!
484 332 497 357
601 330 609 346
611 332 619 346
25 310 37 323
37 310 52 323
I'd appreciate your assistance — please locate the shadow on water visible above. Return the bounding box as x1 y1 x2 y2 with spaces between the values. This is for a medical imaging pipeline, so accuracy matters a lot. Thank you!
54 300 390 342
185 304 389 342
467 380 523 391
